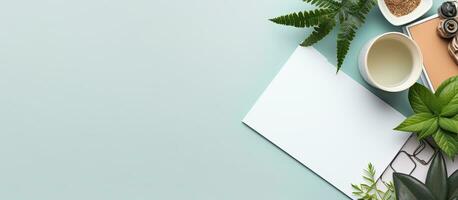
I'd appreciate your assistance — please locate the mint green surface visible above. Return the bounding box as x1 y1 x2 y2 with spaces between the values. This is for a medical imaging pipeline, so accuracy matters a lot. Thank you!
0 0 443 199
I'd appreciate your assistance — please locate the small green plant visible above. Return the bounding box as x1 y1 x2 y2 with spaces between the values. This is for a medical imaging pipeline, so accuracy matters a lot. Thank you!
395 76 458 158
393 152 458 200
270 0 376 72
352 163 395 200
354 153 458 200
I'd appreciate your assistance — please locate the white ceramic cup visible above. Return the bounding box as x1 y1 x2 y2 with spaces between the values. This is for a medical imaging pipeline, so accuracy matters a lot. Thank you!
359 32 423 92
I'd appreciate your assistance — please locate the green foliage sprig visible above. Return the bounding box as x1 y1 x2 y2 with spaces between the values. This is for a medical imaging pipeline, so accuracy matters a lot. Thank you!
352 163 395 200
393 152 458 200
355 153 458 200
270 0 376 72
395 76 458 158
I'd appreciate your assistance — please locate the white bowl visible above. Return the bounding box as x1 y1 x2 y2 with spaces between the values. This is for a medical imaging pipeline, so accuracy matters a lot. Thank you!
359 32 423 92
378 0 433 26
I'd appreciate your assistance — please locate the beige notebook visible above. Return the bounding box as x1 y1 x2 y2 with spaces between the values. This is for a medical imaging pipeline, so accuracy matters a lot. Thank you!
405 15 458 91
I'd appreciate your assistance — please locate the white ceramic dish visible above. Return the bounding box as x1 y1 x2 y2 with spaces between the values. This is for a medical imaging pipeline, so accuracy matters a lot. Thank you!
378 0 433 26
359 32 423 92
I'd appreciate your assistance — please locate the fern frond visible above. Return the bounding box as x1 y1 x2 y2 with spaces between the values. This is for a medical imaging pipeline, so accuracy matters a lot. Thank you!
300 19 336 46
352 0 376 23
336 18 358 71
303 0 341 9
269 9 335 28
352 164 395 200
271 0 376 72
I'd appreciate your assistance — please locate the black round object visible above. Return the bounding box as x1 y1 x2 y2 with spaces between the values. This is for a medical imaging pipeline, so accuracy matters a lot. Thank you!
441 2 457 18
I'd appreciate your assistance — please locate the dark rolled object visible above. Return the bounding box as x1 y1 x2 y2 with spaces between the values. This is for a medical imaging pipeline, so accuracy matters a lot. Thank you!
438 18 458 38
439 1 458 19
448 36 458 64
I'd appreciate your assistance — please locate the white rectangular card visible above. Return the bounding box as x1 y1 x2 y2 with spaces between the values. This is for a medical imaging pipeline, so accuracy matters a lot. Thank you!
243 47 410 198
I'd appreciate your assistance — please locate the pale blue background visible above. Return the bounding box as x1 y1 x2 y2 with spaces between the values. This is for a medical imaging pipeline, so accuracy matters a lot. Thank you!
0 0 443 199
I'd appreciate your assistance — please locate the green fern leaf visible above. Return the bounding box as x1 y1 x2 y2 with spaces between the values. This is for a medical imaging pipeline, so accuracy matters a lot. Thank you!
269 9 335 28
333 0 375 72
300 19 336 46
271 0 376 72
352 0 376 23
336 19 357 71
303 0 341 9
352 163 395 200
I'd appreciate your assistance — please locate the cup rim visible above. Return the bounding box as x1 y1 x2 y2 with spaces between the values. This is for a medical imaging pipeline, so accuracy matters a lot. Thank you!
362 32 423 92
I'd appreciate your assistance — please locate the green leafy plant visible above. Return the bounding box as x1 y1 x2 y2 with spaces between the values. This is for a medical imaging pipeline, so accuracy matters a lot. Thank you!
270 0 376 72
352 163 395 200
395 76 458 158
393 152 458 200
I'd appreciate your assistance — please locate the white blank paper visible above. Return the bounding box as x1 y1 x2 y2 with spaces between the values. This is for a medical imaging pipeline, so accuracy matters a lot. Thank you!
243 47 410 198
